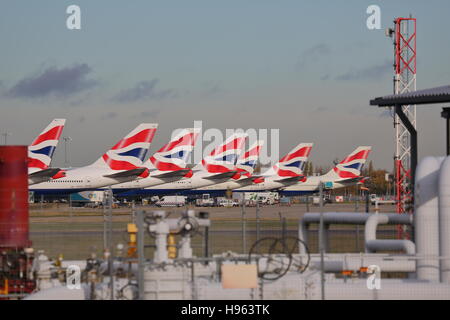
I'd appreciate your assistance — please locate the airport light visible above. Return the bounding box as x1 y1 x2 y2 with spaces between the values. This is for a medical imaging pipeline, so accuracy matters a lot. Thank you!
1 132 12 145
63 136 72 167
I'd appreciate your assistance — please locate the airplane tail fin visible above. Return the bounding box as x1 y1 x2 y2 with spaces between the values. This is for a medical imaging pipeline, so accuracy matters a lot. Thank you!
28 119 66 170
200 132 248 173
236 140 264 177
322 146 372 181
148 128 200 172
92 123 158 171
264 143 313 177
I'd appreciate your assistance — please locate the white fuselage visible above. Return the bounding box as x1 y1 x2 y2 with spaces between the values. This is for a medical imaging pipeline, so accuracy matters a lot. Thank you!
29 165 141 193
194 176 254 191
103 170 184 190
235 175 301 192
144 170 234 191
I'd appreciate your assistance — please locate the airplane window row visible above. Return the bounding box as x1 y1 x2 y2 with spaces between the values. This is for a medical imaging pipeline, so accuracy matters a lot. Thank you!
50 180 83 183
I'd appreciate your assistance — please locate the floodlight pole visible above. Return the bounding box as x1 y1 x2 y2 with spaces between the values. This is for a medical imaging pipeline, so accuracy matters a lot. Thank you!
395 104 417 193
441 107 450 155
319 181 325 300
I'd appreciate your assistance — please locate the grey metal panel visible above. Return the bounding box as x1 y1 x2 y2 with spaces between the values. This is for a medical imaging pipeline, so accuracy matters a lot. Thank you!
371 85 450 106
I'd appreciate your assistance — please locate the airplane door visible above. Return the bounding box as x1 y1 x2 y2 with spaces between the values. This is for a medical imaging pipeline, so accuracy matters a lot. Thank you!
85 176 92 187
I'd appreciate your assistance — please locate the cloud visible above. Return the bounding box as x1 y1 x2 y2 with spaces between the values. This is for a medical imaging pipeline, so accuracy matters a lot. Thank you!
378 109 394 119
113 79 177 103
5 64 97 99
336 60 392 81
296 44 331 71
100 111 118 121
135 110 161 119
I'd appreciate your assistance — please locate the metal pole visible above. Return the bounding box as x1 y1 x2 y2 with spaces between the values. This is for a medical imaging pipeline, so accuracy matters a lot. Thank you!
355 185 360 252
441 108 450 156
319 182 325 300
241 198 246 253
204 226 209 258
107 187 114 300
256 200 260 244
365 190 370 213
103 192 107 251
137 210 145 300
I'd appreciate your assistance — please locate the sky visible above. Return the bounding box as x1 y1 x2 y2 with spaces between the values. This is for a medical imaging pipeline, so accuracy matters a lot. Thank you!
1 0 450 170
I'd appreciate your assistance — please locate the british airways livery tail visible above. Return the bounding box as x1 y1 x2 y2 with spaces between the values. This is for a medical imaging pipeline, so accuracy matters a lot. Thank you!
263 143 313 178
234 142 314 192
279 146 372 196
149 128 200 172
28 119 66 185
322 146 372 181
92 123 158 171
201 133 247 174
28 119 66 171
236 140 264 177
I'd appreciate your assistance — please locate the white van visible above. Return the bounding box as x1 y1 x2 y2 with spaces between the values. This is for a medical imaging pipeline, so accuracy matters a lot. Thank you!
155 195 186 207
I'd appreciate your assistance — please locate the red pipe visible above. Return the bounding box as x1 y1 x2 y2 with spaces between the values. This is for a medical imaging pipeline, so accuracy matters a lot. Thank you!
0 146 30 248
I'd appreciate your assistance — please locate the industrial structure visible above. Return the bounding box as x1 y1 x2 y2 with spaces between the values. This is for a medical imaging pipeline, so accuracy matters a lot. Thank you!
386 17 417 236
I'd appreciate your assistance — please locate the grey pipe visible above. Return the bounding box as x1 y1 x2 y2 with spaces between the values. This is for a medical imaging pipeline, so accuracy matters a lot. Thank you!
299 212 413 256
365 214 415 255
415 156 443 282
439 156 450 283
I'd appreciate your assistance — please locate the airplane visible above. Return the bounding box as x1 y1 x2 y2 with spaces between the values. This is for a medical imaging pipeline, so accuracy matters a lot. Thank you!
278 146 372 196
28 119 66 185
121 132 248 196
233 142 314 192
189 139 265 196
109 128 200 193
29 123 158 195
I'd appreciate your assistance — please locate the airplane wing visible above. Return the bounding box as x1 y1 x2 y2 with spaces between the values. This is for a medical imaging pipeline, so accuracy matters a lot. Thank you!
338 176 367 184
152 169 191 179
204 171 238 180
104 168 147 179
29 168 62 179
273 176 305 183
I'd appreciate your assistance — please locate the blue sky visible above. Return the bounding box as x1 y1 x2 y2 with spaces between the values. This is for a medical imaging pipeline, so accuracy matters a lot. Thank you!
1 0 450 169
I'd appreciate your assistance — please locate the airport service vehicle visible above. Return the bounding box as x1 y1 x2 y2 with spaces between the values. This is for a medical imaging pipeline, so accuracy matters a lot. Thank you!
234 143 313 192
110 128 199 194
370 194 395 206
216 198 236 207
256 192 279 205
191 140 264 196
70 191 105 207
155 195 186 207
125 132 248 196
195 194 215 207
28 119 66 185
279 146 372 196
30 124 158 195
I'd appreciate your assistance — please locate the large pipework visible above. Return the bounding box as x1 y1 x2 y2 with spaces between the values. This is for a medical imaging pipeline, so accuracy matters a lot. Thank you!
0 146 30 248
415 156 443 281
439 156 450 284
365 214 415 254
299 212 413 256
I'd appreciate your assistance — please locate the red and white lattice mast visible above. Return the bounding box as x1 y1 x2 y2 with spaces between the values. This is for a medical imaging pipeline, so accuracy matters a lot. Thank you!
388 17 416 237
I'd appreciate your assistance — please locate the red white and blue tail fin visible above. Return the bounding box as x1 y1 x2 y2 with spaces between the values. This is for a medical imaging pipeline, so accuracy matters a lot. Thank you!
92 123 158 171
148 128 200 172
28 119 66 170
322 146 372 181
236 140 264 177
200 133 248 173
264 143 313 178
